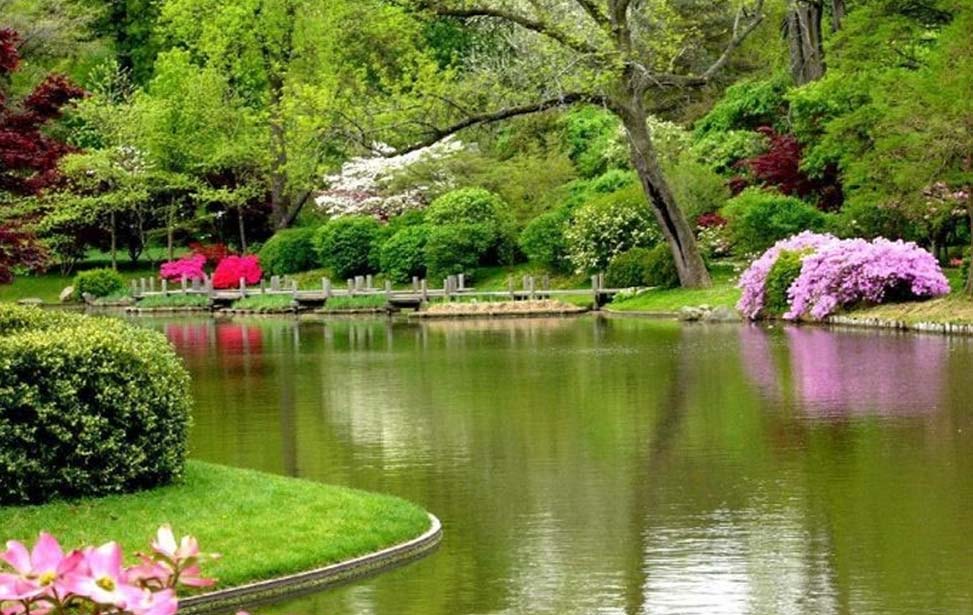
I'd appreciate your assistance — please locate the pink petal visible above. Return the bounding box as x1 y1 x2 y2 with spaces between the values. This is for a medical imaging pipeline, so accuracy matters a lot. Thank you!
30 533 64 574
2 542 31 575
87 542 122 580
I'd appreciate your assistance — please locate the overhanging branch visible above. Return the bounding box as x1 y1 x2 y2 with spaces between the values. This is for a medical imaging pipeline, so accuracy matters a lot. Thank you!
387 92 609 156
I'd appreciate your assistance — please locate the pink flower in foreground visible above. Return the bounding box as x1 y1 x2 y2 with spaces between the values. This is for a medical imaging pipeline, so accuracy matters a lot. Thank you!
122 587 178 615
1 533 82 598
62 542 137 608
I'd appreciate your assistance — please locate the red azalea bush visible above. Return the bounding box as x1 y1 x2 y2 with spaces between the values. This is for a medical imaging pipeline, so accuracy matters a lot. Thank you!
159 254 206 282
211 255 262 289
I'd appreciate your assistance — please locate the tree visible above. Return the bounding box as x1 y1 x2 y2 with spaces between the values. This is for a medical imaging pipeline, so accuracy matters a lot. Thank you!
0 27 84 282
376 1 769 287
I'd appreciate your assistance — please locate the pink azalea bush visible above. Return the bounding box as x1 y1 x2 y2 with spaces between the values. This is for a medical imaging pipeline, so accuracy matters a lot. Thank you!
0 526 216 615
737 231 836 319
211 255 262 289
159 254 206 282
738 232 950 321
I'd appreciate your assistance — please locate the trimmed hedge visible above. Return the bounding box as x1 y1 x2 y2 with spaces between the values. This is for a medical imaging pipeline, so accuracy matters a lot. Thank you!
643 244 681 289
258 228 317 275
73 268 125 299
722 188 828 255
605 247 652 288
763 249 805 315
380 225 428 283
0 306 192 505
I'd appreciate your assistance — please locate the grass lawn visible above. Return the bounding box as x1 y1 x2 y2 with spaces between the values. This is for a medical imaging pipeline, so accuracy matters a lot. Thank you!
0 461 431 589
606 266 741 313
843 293 973 324
232 294 296 311
137 294 212 309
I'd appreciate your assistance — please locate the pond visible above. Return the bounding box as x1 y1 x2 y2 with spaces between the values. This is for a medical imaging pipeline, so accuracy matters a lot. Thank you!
142 315 973 614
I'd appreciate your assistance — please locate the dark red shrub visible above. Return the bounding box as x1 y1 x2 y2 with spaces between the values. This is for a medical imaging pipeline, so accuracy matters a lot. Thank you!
697 212 727 228
0 224 47 283
189 242 232 266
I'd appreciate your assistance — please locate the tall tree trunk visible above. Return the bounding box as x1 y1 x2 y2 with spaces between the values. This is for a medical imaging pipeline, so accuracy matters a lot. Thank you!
830 0 846 31
787 1 825 85
237 207 248 253
110 210 117 271
618 103 711 289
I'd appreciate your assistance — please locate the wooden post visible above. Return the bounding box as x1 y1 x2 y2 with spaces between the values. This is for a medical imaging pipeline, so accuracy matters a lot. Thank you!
323 278 332 299
355 276 364 292
161 278 168 297
271 275 281 292
191 277 200 292
181 275 187 295
458 273 465 291
443 278 450 301
366 274 373 290
149 278 155 293
139 278 146 295
421 278 429 302
598 272 606 291
591 274 599 306
205 276 213 298
412 276 419 292
347 279 353 294
239 277 247 298
508 277 515 300
291 280 298 299
385 279 392 302
131 279 139 297
529 276 536 300
260 279 266 294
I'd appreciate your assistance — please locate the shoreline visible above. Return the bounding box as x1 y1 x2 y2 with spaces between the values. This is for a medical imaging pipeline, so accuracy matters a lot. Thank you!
180 514 442 615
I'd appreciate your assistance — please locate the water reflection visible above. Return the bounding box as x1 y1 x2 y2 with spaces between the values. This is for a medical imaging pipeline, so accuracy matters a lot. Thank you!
140 316 973 615
740 325 944 417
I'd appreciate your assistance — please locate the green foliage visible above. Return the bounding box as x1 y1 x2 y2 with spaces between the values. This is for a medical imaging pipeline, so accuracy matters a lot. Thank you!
0 306 191 505
232 294 295 311
564 184 661 273
424 223 495 280
519 210 570 272
690 130 768 175
561 106 629 178
693 75 790 138
723 188 829 255
379 225 428 282
422 188 515 276
258 228 317 276
605 247 653 288
313 216 382 279
136 294 210 309
764 250 805 315
830 199 920 241
664 153 730 222
73 267 125 298
643 244 681 290
324 294 388 310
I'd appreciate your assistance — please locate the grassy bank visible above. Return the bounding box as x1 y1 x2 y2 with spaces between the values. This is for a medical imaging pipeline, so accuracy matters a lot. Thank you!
0 461 430 589
607 267 740 313
842 294 973 325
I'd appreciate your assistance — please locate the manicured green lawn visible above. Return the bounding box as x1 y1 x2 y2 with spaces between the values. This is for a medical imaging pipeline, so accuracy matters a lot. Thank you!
0 461 431 589
607 267 741 313
137 293 212 308
843 293 973 324
233 294 296 311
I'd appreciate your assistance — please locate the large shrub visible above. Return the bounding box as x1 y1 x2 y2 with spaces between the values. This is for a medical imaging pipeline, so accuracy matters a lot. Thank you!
519 210 570 271
564 184 661 272
380 225 428 282
0 306 192 504
313 216 382 279
737 232 950 320
422 188 515 276
424 224 495 280
73 268 125 299
605 247 652 288
722 188 828 255
211 255 262 289
258 228 317 275
763 250 806 315
643 244 681 289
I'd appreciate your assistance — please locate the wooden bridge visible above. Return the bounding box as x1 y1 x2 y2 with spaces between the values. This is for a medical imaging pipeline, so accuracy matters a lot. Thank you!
131 273 628 309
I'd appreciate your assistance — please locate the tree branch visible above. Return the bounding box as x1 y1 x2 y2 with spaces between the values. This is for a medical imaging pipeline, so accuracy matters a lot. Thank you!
571 0 610 29
424 3 602 55
642 0 767 88
387 92 609 156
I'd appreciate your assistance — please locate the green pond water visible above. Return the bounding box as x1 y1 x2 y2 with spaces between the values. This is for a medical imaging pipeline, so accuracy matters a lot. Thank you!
143 315 973 615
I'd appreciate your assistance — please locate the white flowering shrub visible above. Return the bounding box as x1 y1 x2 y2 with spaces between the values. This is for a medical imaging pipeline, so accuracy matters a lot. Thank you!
564 184 661 273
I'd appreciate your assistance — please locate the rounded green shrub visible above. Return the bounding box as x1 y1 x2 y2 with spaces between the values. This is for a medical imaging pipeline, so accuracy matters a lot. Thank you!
258 228 317 275
0 305 192 505
643 244 681 289
605 247 653 288
380 225 428 283
564 184 661 272
722 188 828 255
313 216 382 279
73 268 125 299
424 224 495 280
763 249 805 315
519 210 569 271
425 187 509 227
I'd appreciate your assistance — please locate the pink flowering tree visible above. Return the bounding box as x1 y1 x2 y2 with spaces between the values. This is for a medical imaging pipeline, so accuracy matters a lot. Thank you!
738 232 950 320
0 527 216 615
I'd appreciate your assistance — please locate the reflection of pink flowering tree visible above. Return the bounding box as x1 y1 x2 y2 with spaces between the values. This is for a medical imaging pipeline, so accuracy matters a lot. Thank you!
0 526 215 615
739 326 944 417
